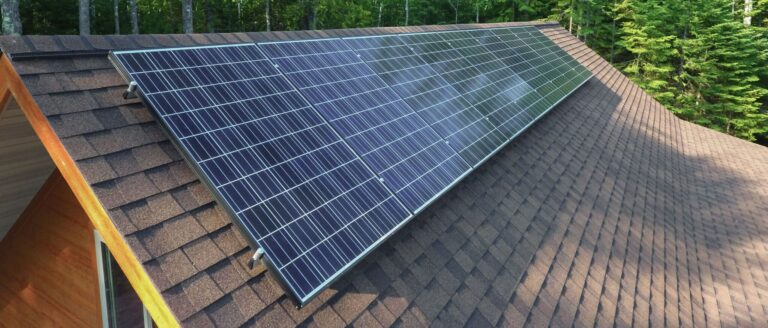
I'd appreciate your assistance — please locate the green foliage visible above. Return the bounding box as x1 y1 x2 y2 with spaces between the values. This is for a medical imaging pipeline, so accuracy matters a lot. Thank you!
746 0 768 26
686 22 768 139
618 0 681 104
8 0 768 142
19 0 78 35
615 0 768 140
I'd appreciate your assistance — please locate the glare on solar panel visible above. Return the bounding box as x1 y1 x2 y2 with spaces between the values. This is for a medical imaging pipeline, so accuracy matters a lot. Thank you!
258 38 471 213
342 35 506 167
488 27 593 113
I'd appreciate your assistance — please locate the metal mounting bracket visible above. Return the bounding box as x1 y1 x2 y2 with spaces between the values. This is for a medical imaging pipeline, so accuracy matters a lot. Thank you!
247 248 266 270
123 81 138 99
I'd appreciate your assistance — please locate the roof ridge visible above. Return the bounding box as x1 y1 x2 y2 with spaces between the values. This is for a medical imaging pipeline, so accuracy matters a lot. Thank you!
0 21 559 59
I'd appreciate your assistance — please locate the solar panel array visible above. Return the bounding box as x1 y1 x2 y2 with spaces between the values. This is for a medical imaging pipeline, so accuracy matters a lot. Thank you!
258 39 470 213
343 36 506 167
111 44 412 302
111 26 592 306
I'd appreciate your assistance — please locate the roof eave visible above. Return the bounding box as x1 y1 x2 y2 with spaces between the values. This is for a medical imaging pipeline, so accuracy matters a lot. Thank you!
0 51 181 328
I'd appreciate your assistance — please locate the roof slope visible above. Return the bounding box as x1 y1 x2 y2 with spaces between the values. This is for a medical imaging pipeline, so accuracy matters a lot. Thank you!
2 22 768 327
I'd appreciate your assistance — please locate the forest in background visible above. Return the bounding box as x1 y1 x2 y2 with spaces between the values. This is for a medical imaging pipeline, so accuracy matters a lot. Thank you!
1 0 767 144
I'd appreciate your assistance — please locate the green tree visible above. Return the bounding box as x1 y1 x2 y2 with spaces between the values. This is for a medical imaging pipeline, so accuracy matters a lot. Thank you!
686 21 768 139
617 0 680 105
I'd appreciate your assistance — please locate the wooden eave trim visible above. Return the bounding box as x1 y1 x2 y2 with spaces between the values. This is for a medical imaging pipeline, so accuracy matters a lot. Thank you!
0 53 180 328
0 61 10 118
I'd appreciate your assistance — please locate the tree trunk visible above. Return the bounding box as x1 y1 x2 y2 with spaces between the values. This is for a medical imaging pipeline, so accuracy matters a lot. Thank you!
475 1 479 23
309 5 317 30
237 0 241 28
744 0 753 25
80 0 90 35
1 0 22 35
576 1 583 40
265 0 271 31
129 0 138 34
405 0 409 25
114 0 120 34
680 17 688 75
568 0 575 33
609 0 617 64
378 1 383 27
455 0 459 24
582 3 589 44
300 0 316 30
205 0 213 32
182 0 193 33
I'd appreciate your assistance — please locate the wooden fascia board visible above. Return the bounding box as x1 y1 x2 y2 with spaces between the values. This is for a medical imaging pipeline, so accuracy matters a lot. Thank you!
0 60 10 118
0 54 180 328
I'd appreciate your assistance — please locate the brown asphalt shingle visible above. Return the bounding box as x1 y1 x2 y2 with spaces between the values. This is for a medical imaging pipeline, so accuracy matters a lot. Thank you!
2 21 768 327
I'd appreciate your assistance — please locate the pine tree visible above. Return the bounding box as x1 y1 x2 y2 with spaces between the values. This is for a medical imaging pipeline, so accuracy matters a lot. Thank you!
686 21 768 139
617 0 680 105
554 0 623 64
583 0 620 58
674 0 730 120
751 0 768 26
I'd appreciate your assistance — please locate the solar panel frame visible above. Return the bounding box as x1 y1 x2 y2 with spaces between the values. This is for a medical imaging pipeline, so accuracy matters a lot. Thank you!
109 44 415 306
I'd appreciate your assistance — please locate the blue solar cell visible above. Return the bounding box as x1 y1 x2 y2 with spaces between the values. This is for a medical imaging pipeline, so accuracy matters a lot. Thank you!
112 44 410 305
342 35 506 167
258 39 471 212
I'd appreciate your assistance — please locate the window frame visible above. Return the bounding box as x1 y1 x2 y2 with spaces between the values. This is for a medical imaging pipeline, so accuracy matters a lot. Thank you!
94 231 153 328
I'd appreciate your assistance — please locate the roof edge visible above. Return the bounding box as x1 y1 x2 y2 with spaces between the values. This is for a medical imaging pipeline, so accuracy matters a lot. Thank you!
0 56 10 114
0 20 562 59
0 53 181 327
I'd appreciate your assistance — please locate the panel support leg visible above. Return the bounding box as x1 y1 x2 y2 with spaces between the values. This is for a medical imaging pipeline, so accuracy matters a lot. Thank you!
248 248 265 270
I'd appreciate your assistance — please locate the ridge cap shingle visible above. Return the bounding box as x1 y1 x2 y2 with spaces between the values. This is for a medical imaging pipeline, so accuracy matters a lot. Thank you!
0 21 558 57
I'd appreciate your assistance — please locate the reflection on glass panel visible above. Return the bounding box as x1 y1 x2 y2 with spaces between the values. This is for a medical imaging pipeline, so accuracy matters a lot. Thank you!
99 241 156 328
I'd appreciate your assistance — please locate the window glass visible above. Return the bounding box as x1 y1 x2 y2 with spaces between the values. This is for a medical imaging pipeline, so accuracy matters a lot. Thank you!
99 240 156 328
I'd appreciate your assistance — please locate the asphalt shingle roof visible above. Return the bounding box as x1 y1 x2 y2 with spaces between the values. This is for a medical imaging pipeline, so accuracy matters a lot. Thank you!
2 21 768 327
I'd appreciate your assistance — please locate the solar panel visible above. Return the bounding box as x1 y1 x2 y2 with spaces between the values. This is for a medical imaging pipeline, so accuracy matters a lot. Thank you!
109 26 593 307
342 35 506 167
111 44 411 305
398 31 540 140
484 28 592 110
258 39 471 212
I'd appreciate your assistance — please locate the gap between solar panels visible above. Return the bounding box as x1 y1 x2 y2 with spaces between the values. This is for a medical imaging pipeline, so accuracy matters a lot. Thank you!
109 26 593 307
